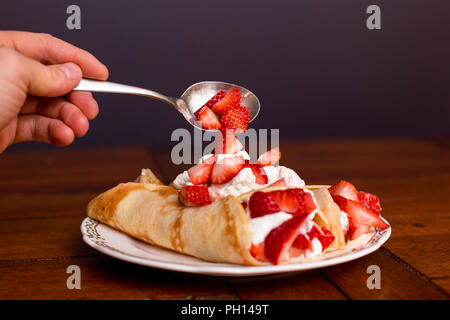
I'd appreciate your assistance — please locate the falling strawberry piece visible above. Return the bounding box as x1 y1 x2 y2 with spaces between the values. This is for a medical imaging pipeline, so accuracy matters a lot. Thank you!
250 243 264 261
194 90 227 118
210 155 244 184
197 107 222 130
358 191 381 215
220 106 251 134
179 185 212 207
187 155 216 185
264 214 309 264
248 191 280 218
211 88 241 116
329 180 359 201
258 147 281 167
245 163 268 185
214 129 243 154
268 178 287 187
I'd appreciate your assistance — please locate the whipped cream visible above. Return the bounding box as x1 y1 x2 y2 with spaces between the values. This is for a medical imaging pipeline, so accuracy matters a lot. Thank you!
250 211 292 245
172 151 306 200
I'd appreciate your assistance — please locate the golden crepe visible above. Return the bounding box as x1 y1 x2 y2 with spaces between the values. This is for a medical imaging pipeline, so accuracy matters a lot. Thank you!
87 169 347 265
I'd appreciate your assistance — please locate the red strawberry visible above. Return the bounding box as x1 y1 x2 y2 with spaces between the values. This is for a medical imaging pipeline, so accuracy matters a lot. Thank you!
292 233 310 251
194 90 227 118
258 147 281 167
197 107 222 130
329 180 359 201
210 155 244 184
248 191 280 218
220 106 251 134
250 243 264 261
245 163 268 185
211 88 241 116
289 189 317 215
317 227 335 250
264 214 309 264
358 191 381 215
268 190 299 213
349 224 371 240
187 155 216 185
179 185 212 207
333 195 389 231
269 178 287 187
214 129 243 154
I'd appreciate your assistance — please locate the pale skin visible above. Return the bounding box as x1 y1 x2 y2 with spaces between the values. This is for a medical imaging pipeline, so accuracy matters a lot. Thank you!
0 31 109 153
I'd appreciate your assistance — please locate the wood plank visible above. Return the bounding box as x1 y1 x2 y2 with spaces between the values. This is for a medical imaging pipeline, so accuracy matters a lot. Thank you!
385 234 450 279
0 215 98 261
0 147 161 194
0 256 235 299
229 270 346 300
432 278 450 293
321 249 449 299
0 192 96 220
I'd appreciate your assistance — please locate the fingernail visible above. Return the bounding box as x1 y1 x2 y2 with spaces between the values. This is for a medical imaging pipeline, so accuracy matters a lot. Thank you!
58 63 78 80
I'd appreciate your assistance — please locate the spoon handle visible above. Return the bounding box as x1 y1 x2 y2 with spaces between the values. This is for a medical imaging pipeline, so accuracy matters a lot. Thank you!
73 79 178 108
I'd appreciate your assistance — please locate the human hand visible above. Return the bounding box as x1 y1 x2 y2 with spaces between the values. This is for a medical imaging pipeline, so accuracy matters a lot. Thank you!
0 31 108 153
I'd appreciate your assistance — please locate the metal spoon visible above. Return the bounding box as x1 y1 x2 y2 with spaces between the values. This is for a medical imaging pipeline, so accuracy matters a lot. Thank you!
73 79 260 131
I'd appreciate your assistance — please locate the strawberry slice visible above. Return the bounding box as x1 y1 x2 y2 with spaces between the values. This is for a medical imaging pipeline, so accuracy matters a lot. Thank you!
258 147 281 167
250 242 264 261
187 155 216 185
358 191 381 215
220 106 251 134
214 129 243 154
264 214 309 265
210 155 244 184
194 90 227 118
197 107 222 130
211 88 241 116
179 185 212 207
332 195 389 230
248 191 280 218
292 233 310 251
268 189 316 215
245 163 268 185
268 178 287 187
328 180 359 201
317 227 335 250
349 224 371 240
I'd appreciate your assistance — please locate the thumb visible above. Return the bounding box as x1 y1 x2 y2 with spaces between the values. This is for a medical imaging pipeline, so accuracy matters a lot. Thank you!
26 60 82 97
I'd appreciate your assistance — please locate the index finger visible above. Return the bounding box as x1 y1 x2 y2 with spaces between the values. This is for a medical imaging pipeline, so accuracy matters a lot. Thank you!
0 30 109 80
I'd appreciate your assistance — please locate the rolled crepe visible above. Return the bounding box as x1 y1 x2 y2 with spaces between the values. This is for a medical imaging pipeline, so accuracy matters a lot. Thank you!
87 174 346 265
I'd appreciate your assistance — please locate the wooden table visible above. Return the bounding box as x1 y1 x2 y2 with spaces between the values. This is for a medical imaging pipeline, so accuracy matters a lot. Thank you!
0 138 449 300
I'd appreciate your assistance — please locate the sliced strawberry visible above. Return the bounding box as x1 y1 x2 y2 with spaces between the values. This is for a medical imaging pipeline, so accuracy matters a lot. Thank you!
333 195 389 230
329 180 359 201
250 242 264 261
289 189 317 215
308 224 322 239
179 185 212 207
210 155 244 184
248 191 280 218
349 224 371 240
292 233 310 251
264 214 309 265
268 190 299 213
194 90 227 118
358 191 381 215
268 178 286 187
245 163 268 185
220 106 251 134
211 88 241 116
197 107 222 130
187 155 216 185
214 129 243 154
317 227 335 250
258 147 281 167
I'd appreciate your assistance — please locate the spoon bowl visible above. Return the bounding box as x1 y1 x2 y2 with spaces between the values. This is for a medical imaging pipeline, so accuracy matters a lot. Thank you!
73 79 260 131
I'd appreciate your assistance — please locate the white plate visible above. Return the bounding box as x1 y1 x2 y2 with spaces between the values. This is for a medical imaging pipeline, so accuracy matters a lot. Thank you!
81 217 391 277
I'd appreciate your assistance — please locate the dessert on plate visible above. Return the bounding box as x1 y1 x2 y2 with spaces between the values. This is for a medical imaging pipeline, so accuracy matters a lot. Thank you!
86 87 390 265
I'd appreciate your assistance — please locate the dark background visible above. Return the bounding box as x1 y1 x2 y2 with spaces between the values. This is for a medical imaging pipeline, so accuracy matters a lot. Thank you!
1 0 449 150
